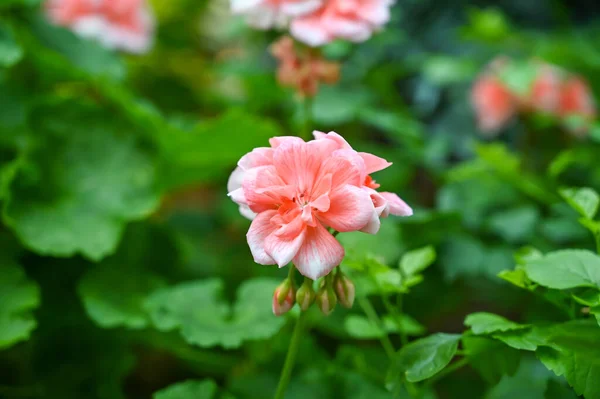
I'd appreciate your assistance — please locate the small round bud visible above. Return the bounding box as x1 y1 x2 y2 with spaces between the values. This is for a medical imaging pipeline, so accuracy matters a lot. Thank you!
295 279 316 312
272 280 295 317
334 273 356 309
316 285 337 316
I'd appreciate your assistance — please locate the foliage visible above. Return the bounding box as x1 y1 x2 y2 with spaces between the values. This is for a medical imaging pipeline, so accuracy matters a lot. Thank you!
1 0 600 398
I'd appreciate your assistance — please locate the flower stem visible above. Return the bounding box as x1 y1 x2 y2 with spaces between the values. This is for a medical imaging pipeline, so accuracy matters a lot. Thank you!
274 311 307 399
358 297 396 359
302 96 313 141
383 294 408 347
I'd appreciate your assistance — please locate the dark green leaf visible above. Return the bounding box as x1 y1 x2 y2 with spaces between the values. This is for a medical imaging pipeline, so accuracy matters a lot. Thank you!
465 312 529 335
153 380 218 399
464 336 520 384
0 22 23 67
400 246 436 276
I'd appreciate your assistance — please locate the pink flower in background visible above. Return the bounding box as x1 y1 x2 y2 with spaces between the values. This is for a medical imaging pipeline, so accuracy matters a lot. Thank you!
558 77 596 136
290 0 395 46
527 64 562 113
46 0 155 54
471 74 517 134
228 133 411 279
231 0 324 29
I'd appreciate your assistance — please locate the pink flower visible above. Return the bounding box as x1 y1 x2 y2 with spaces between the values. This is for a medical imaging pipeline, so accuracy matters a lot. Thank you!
231 0 324 29
471 73 517 135
558 77 596 136
46 0 155 54
290 0 395 47
526 64 562 113
228 133 412 280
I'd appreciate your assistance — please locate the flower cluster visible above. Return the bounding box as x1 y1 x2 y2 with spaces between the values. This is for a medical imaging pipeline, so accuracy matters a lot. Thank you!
471 57 596 136
227 131 412 281
45 0 155 54
270 36 340 97
231 0 395 46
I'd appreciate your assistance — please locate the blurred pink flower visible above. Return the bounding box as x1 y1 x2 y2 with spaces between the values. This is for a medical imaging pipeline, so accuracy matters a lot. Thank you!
228 133 411 279
471 73 517 135
527 64 562 113
231 0 324 29
290 0 395 47
558 77 596 130
46 0 155 54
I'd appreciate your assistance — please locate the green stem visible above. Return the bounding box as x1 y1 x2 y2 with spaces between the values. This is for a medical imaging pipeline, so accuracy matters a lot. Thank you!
595 231 600 255
383 295 408 347
358 297 396 359
274 311 307 399
425 357 469 386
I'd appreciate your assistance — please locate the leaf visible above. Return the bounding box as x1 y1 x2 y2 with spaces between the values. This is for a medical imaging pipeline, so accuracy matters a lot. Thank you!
535 320 600 399
0 259 40 349
345 314 425 339
498 269 529 289
400 246 436 276
487 206 539 243
465 312 529 335
0 22 23 67
484 357 561 399
145 278 286 349
524 250 600 290
387 333 461 383
464 336 520 384
153 380 218 399
560 187 600 219
423 56 477 85
78 265 166 329
4 103 160 261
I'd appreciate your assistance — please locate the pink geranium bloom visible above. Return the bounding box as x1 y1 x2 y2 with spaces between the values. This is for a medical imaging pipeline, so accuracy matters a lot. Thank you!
471 74 517 135
558 77 596 136
527 64 562 113
228 133 411 279
231 0 324 29
46 0 155 54
290 0 395 47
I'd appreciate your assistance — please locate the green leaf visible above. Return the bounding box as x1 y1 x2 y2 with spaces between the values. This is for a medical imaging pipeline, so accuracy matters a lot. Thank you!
423 55 477 85
493 329 547 352
78 265 166 329
524 250 600 290
345 314 425 339
488 206 539 243
560 187 600 220
464 336 520 384
484 357 562 399
400 246 436 276
4 104 160 261
0 22 23 67
388 333 461 383
465 312 529 335
153 380 218 399
0 259 40 349
145 278 285 349
498 269 529 289
535 320 600 399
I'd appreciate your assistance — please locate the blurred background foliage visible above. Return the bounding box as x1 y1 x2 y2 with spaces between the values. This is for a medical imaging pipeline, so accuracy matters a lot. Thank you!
1 0 600 398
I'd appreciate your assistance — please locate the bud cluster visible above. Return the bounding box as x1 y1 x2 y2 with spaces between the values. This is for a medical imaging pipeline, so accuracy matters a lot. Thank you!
272 269 355 317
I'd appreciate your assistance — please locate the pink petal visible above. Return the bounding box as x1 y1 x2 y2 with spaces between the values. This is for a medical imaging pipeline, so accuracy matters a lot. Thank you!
293 223 344 279
238 147 274 170
318 184 373 232
321 149 365 187
360 189 389 234
243 165 292 213
290 14 331 47
269 136 305 148
280 0 323 16
265 223 307 267
247 210 278 265
313 131 352 149
227 166 245 194
359 152 392 174
380 192 413 216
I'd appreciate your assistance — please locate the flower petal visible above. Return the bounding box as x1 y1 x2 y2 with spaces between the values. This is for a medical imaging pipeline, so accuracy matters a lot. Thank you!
293 223 344 279
318 184 373 232
247 210 278 265
238 147 274 170
380 192 413 216
359 152 392 174
265 222 306 267
243 165 293 213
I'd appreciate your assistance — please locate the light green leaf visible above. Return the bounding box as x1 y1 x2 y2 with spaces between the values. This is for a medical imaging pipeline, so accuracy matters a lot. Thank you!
524 250 600 290
560 187 600 219
78 265 166 329
497 269 529 288
535 320 600 399
465 312 529 335
4 104 160 261
0 22 23 67
488 206 539 243
464 336 520 384
492 329 546 352
423 56 477 85
153 380 218 399
345 314 425 339
388 333 461 383
0 260 40 349
400 246 436 276
145 278 285 349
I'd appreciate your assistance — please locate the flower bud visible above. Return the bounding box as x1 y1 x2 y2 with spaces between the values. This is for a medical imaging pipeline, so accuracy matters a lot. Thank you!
334 273 356 309
272 280 295 316
295 279 316 311
316 285 337 316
